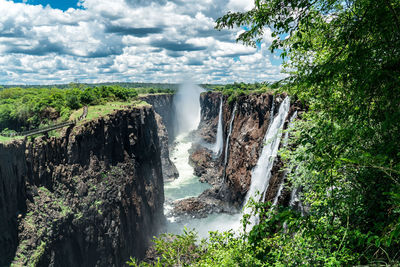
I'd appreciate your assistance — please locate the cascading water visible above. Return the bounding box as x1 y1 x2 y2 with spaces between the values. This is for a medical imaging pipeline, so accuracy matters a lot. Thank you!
271 111 298 208
212 96 224 157
164 83 210 222
165 89 241 238
165 93 294 238
289 167 305 216
283 111 298 147
289 185 305 216
222 103 237 182
242 97 291 229
173 82 205 135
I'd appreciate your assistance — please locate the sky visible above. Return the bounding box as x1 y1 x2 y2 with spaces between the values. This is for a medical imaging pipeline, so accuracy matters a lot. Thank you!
0 0 285 85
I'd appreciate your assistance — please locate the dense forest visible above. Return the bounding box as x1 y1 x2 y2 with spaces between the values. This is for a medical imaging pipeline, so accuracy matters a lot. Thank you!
131 0 400 266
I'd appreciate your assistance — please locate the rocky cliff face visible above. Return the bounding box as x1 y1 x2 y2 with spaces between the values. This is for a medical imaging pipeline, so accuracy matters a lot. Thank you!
0 106 165 267
191 91 301 207
140 94 178 181
154 113 179 181
139 94 175 142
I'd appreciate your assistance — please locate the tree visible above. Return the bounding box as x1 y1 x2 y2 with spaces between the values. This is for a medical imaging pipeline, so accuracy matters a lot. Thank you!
217 0 400 264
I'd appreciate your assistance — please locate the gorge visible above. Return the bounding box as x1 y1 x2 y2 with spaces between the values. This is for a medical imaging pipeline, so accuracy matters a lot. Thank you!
0 85 302 266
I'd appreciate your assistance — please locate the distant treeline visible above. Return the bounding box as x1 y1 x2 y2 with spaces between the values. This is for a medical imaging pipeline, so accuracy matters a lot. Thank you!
0 85 174 134
0 82 220 91
0 82 180 90
209 81 279 103
0 82 272 133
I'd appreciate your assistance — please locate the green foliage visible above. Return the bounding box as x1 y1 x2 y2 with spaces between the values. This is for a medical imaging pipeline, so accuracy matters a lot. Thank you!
132 223 263 267
135 87 174 95
214 0 400 265
30 241 46 267
0 85 140 133
212 82 274 104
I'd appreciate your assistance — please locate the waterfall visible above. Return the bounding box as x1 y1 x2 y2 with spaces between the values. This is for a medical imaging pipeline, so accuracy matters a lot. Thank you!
289 187 299 207
165 83 211 222
173 82 204 136
243 96 291 228
272 181 285 207
283 111 298 146
222 103 237 182
270 111 298 208
289 185 305 216
212 96 224 157
289 168 305 216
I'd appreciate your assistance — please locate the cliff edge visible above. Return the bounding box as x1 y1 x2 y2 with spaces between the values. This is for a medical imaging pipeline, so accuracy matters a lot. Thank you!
0 105 165 266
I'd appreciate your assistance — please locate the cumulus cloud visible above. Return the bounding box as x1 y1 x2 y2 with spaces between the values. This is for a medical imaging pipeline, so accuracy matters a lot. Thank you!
0 0 285 84
227 0 254 12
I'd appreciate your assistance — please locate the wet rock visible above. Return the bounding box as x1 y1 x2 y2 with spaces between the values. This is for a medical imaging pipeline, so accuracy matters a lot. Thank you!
191 92 304 208
154 113 179 181
168 190 239 221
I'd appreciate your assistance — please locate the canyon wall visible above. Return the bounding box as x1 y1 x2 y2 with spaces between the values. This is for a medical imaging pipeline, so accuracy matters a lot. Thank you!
0 106 165 266
192 91 301 207
140 94 178 181
139 94 175 142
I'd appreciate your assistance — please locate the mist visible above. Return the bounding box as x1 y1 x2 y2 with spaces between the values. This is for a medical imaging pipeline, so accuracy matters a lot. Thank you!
173 81 205 136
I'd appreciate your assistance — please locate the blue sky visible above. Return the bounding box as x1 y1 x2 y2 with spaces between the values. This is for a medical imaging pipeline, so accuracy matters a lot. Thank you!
11 0 80 10
0 0 284 85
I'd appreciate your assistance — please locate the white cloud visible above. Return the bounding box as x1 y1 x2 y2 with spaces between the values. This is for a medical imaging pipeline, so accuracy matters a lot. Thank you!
0 0 284 85
227 0 254 12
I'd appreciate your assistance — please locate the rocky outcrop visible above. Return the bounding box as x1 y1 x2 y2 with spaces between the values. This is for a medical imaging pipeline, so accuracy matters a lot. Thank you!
140 94 175 142
169 192 236 221
197 92 221 143
140 94 179 181
0 106 165 267
154 113 179 181
191 91 302 207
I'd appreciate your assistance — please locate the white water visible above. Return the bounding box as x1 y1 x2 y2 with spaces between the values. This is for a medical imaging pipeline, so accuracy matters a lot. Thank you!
289 187 299 207
165 83 210 223
166 91 293 238
289 185 305 216
165 133 211 202
243 97 291 228
167 212 242 238
212 97 224 157
173 82 204 135
271 111 298 208
222 103 237 181
165 87 242 239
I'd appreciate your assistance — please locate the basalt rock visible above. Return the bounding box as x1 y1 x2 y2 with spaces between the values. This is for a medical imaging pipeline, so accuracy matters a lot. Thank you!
155 113 179 181
140 94 175 142
197 92 221 143
168 189 238 221
140 94 179 181
192 91 303 208
0 106 165 267
189 144 221 186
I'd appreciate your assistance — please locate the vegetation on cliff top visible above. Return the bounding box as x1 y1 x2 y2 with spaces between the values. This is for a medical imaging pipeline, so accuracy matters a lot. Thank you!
0 85 173 137
134 0 399 265
210 82 277 104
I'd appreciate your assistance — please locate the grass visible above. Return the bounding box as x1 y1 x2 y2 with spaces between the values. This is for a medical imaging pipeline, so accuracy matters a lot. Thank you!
138 92 174 97
0 99 150 144
69 100 150 123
